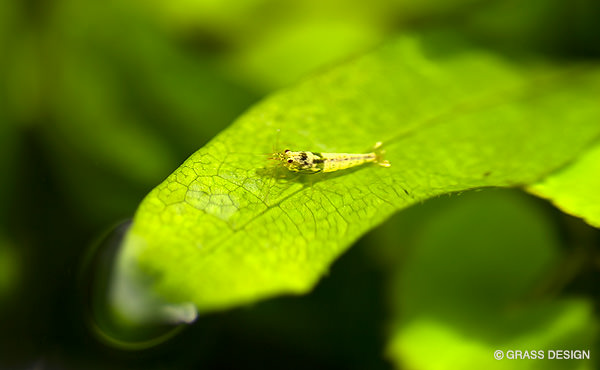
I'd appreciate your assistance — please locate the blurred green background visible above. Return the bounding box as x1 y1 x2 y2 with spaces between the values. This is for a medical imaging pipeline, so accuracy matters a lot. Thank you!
1 0 599 369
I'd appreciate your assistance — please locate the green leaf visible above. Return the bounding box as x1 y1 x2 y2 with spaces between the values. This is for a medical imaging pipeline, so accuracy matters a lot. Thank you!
113 34 600 318
388 301 595 370
382 189 596 370
528 142 600 228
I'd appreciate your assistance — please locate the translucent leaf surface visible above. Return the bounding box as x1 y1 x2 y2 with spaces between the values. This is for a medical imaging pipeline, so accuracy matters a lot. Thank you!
528 143 600 228
115 34 600 316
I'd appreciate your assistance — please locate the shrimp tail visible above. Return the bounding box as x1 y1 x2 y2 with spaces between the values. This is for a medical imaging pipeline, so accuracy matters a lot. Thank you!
373 141 391 167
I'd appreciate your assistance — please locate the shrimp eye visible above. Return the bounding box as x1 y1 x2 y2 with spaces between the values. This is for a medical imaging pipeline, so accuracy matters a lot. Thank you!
287 159 293 163
284 149 290 153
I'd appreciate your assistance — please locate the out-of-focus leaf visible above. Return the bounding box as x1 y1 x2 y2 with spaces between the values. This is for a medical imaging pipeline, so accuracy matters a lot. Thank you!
392 0 483 19
382 190 596 370
388 301 595 370
0 235 19 303
225 19 385 91
150 0 600 92
113 34 600 318
147 0 395 36
144 0 270 33
150 0 480 91
44 0 178 184
528 143 600 228
463 0 600 56
0 114 16 224
0 1 18 222
34 0 257 218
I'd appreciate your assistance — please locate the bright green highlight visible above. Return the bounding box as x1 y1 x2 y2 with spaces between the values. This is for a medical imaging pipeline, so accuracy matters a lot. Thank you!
528 143 600 228
117 34 600 315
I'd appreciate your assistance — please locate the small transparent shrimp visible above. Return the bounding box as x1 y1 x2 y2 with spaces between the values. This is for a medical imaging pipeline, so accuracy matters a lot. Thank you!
271 142 390 174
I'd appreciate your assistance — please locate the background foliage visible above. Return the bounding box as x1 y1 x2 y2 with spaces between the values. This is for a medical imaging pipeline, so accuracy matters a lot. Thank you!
1 0 599 369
